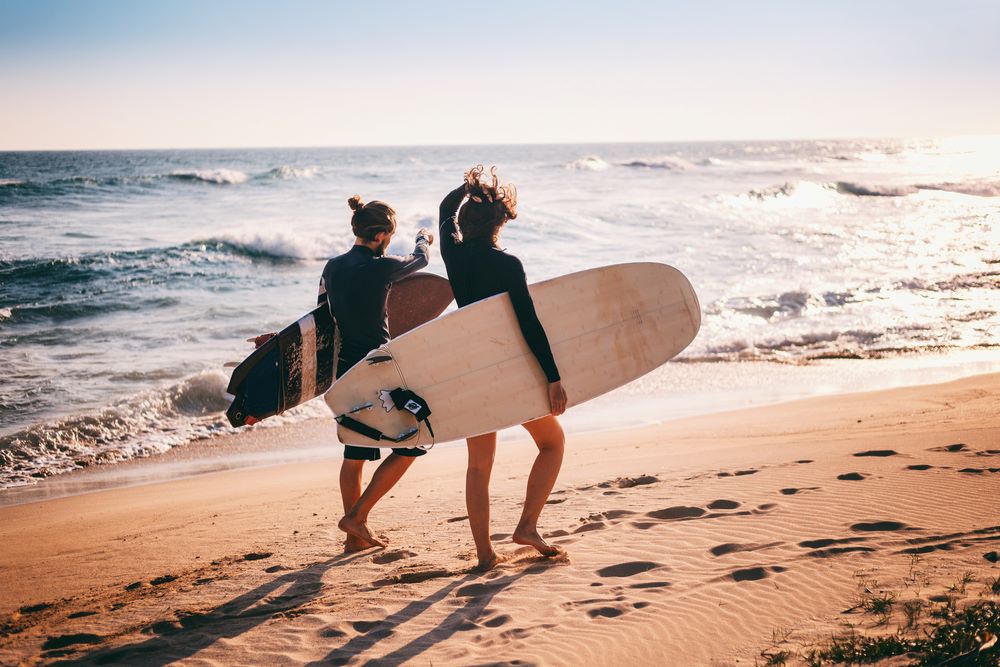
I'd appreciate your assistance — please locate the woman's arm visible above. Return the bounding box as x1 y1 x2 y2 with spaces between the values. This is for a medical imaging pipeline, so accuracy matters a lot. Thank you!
505 257 560 384
438 184 467 257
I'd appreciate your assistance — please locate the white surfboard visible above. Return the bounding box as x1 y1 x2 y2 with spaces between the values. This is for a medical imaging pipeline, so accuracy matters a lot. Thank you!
324 262 700 447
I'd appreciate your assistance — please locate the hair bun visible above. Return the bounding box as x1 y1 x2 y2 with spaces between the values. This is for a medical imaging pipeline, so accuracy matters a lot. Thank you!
347 195 364 212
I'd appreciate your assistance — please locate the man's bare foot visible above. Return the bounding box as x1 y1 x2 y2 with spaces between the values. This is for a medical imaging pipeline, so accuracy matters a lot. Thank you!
343 535 375 553
512 527 562 557
338 515 387 548
472 551 503 572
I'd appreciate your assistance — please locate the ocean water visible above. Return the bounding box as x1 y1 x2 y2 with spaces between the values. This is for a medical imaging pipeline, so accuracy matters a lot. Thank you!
1 138 998 488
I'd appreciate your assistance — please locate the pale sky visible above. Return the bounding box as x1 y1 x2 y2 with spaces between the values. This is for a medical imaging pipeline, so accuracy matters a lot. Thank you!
2 0 999 150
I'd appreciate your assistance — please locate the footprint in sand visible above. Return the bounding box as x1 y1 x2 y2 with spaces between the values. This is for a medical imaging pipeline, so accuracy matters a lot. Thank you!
837 472 867 481
351 620 393 639
630 581 671 589
799 536 876 558
780 487 821 495
718 469 759 477
930 443 967 452
599 475 658 489
596 561 663 577
853 449 897 457
483 613 512 628
264 565 291 573
371 549 417 564
574 520 607 534
707 499 740 510
728 565 787 582
710 542 783 557
372 567 452 587
319 626 347 638
850 520 909 532
42 634 102 650
646 506 705 520
588 606 627 618
753 503 779 514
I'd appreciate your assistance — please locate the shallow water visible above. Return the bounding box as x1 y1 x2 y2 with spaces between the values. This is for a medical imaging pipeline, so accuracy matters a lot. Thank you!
1 138 998 487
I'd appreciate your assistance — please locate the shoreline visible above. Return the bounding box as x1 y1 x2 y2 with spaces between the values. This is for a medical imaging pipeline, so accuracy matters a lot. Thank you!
2 371 999 663
4 351 1000 508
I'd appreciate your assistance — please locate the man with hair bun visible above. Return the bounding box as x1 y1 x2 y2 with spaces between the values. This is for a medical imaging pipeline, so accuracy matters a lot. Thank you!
321 195 434 551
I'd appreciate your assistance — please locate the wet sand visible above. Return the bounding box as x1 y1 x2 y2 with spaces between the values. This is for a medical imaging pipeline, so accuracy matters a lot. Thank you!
2 373 999 664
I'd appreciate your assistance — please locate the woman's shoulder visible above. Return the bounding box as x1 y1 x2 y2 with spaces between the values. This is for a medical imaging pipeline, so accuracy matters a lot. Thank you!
493 247 523 267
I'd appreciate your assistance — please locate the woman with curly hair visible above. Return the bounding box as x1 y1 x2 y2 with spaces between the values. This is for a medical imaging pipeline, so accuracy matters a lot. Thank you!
438 166 568 571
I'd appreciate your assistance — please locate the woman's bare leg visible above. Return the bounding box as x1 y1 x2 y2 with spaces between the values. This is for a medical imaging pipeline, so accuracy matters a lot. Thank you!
466 432 498 570
513 415 565 556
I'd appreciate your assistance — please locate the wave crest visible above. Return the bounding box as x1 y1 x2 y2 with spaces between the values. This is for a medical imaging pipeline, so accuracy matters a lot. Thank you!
620 156 694 170
0 371 232 488
565 155 610 171
168 169 249 185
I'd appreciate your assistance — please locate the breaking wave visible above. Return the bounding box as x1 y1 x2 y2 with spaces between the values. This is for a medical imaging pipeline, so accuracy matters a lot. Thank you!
0 164 322 198
0 371 233 488
168 169 249 185
565 155 610 171
620 156 695 170
743 178 1000 203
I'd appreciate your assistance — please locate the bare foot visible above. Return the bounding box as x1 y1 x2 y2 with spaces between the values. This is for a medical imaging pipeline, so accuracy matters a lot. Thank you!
343 535 375 553
338 515 387 549
512 527 562 557
472 551 503 573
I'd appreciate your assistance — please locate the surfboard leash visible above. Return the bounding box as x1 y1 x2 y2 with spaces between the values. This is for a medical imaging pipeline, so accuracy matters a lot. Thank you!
333 348 436 448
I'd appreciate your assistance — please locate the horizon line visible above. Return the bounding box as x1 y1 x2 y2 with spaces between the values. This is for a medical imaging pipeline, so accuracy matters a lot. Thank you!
4 133 999 153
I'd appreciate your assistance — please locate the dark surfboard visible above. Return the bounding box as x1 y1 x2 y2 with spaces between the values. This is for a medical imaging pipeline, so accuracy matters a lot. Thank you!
226 272 453 427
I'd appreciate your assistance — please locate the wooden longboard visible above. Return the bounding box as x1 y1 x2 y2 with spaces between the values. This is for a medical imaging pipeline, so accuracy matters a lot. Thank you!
325 262 701 447
226 272 453 427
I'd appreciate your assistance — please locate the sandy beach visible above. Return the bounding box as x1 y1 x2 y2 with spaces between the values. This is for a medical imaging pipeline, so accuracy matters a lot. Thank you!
2 372 998 665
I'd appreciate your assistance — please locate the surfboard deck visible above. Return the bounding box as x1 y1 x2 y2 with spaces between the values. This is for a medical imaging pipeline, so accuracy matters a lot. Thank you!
225 272 453 427
325 262 700 447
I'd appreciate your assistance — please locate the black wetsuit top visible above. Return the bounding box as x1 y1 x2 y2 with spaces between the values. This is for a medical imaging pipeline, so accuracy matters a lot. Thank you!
320 241 429 376
438 185 560 383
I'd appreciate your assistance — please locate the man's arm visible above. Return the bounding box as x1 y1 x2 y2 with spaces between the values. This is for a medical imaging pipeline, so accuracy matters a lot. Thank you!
378 231 431 283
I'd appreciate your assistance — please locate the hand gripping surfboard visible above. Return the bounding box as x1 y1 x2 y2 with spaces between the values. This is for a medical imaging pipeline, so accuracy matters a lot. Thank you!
325 263 701 447
225 272 453 427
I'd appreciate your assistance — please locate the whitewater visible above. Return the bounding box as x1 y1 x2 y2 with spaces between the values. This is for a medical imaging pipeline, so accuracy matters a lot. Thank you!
1 137 998 487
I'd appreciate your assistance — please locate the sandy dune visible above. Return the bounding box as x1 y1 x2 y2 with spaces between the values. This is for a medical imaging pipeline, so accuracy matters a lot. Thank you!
2 373 999 665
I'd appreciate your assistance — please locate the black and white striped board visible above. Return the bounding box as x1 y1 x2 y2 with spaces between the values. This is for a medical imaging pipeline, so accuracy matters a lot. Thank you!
226 272 453 427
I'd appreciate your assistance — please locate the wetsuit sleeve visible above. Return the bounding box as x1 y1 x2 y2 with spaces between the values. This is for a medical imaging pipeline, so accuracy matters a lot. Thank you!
438 184 466 260
377 236 429 283
505 257 561 383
